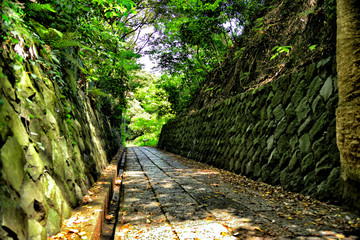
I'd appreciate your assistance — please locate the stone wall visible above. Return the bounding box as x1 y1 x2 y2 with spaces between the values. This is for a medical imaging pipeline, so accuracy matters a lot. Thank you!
158 57 340 202
0 52 120 238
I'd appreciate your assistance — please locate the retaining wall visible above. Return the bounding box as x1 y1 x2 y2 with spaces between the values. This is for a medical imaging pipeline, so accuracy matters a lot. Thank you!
0 50 120 238
158 57 340 201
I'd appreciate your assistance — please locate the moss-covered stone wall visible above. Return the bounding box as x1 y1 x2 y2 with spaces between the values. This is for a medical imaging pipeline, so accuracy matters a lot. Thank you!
0 52 120 238
158 57 340 202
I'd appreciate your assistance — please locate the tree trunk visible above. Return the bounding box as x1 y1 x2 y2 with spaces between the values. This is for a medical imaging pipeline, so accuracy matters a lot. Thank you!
336 0 360 209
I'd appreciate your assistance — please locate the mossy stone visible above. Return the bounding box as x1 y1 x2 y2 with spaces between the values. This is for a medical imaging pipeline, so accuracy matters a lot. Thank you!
309 113 328 140
20 180 46 219
38 173 71 219
295 98 311 122
267 135 275 151
1 136 25 192
299 133 311 153
28 219 47 240
306 76 323 100
271 90 284 107
1 98 29 147
18 70 37 99
45 209 61 236
277 135 289 153
304 63 316 82
274 117 287 139
317 57 331 69
298 116 312 135
288 151 299 171
311 95 325 116
279 150 291 169
301 153 314 174
273 104 285 122
319 76 333 101
291 80 307 105
285 103 295 120
268 148 280 167
0 187 27 239
312 137 326 160
25 144 45 180
302 171 316 195
286 119 298 135
280 167 290 187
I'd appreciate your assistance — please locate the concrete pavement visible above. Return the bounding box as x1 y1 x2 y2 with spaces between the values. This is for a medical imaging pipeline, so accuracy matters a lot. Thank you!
113 147 359 240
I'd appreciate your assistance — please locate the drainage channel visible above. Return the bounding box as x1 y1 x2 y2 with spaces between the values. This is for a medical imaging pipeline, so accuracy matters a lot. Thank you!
101 149 126 240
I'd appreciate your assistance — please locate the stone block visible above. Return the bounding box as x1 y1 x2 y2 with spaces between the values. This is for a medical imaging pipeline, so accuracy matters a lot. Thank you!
253 162 262 177
25 144 45 180
286 119 298 135
288 151 299 171
268 148 280 167
277 151 288 170
1 136 25 192
311 95 325 116
306 76 323 100
266 91 275 102
267 135 275 151
259 106 267 121
317 57 331 69
315 165 333 183
312 137 326 160
273 104 285 122
301 153 314 174
38 173 71 219
299 133 311 153
20 180 46 220
319 76 333 101
271 90 284 107
304 63 317 82
0 187 27 239
267 105 273 119
277 135 289 153
295 98 311 122
234 158 241 172
280 167 290 187
46 209 61 236
309 113 328 140
302 171 316 195
289 136 298 150
291 80 307 105
274 117 287 139
285 103 295 120
261 163 272 182
298 116 312 135
28 219 47 240
1 98 29 147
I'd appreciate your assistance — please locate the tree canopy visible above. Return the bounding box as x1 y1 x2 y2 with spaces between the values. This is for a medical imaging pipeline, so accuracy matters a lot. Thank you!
1 0 270 144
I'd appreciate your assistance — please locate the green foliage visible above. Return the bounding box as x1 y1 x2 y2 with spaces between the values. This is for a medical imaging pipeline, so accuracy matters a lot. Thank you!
125 71 174 146
270 45 292 60
146 0 266 113
157 74 194 114
309 44 317 51
26 3 56 14
1 0 143 133
324 0 336 19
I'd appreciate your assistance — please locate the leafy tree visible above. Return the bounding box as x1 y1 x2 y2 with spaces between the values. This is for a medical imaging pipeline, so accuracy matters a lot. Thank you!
125 71 174 146
145 0 267 113
1 0 143 130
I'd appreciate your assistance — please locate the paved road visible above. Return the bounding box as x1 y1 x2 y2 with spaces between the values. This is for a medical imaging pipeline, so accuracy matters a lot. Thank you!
114 147 359 240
